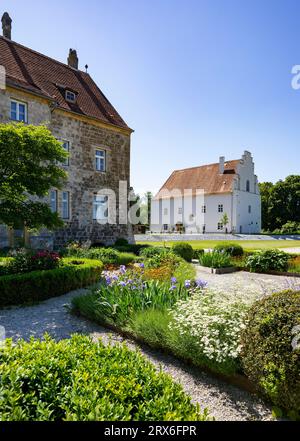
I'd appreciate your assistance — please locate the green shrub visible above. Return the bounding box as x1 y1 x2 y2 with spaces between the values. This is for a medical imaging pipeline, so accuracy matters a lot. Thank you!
240 290 300 419
272 222 300 235
0 258 103 307
139 246 168 258
193 249 205 260
172 242 194 262
62 245 136 266
245 249 289 273
114 244 149 255
0 335 209 421
199 251 232 268
5 249 61 275
214 243 244 257
114 238 129 247
131 308 174 348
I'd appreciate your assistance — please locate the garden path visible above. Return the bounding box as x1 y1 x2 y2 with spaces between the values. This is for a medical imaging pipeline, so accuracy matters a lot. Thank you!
0 279 282 421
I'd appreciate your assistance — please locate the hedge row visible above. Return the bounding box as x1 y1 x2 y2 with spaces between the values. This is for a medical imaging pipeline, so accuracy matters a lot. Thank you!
0 258 103 307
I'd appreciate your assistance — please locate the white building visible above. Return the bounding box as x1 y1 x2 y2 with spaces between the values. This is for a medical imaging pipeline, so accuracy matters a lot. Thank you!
151 151 261 234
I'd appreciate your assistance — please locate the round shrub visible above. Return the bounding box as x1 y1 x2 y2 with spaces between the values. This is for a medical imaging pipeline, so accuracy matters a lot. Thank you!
193 249 205 260
240 290 300 418
172 242 194 262
214 243 244 257
0 335 209 421
139 246 168 258
245 249 289 273
114 238 129 247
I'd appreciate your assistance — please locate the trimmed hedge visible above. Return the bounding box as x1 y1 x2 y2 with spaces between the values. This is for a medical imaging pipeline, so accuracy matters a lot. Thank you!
241 290 300 419
0 335 210 421
0 258 103 307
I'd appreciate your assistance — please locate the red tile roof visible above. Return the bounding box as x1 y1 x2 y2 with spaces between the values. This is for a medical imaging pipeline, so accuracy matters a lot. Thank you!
155 160 240 198
0 36 131 131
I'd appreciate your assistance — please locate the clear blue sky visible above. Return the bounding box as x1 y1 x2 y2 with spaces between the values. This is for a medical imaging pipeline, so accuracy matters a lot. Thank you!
2 0 300 194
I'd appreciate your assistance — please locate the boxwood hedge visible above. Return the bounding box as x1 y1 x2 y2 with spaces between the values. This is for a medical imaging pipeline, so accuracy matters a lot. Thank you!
0 335 210 421
0 258 103 308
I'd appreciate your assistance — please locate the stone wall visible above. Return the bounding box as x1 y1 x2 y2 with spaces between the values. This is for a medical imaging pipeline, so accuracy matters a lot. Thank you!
0 87 134 248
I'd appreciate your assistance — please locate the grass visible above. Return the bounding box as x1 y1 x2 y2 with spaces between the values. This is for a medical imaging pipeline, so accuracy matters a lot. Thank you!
137 239 300 251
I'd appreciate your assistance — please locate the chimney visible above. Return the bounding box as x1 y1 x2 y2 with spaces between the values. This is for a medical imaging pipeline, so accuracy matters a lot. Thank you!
2 12 12 39
219 156 225 174
68 49 78 69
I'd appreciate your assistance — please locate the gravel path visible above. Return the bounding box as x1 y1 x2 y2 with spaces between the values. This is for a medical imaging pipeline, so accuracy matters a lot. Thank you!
0 284 276 421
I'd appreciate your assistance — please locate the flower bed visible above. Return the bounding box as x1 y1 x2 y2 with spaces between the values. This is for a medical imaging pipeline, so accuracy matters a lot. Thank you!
0 258 103 308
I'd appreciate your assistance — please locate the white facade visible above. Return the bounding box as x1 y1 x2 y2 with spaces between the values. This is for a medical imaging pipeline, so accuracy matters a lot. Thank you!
151 151 261 234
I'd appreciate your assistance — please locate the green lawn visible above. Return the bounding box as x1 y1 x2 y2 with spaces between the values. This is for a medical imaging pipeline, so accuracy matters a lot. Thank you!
137 239 300 251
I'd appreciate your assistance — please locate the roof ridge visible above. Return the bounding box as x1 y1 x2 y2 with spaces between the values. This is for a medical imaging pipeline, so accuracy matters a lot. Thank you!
173 159 240 173
0 36 88 75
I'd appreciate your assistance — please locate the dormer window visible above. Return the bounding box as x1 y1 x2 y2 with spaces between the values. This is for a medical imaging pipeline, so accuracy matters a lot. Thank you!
65 90 76 103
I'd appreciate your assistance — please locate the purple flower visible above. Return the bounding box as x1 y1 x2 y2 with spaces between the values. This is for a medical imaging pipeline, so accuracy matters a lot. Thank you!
171 277 177 284
120 265 126 274
184 280 191 288
139 263 145 269
196 279 208 289
127 279 133 285
105 276 112 286
119 281 127 287
112 275 119 281
169 285 177 291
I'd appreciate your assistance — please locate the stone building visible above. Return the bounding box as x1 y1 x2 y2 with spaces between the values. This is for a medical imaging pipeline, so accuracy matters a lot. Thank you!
151 151 261 234
0 13 134 248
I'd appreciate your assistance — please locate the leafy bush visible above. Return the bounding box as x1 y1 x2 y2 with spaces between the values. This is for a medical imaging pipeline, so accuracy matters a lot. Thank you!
0 335 209 421
288 256 300 273
0 258 103 307
172 242 194 262
139 246 168 258
272 221 300 235
62 245 136 266
241 290 300 419
245 249 290 273
114 244 149 255
114 238 129 246
145 250 181 270
72 267 191 327
214 243 244 257
199 251 232 268
193 249 205 260
5 249 61 275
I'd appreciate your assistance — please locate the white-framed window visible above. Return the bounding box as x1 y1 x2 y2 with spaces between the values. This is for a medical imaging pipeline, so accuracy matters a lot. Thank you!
218 204 224 213
163 224 168 231
246 180 250 192
163 208 168 216
62 141 70 166
217 222 223 230
10 99 27 122
62 191 70 220
202 205 206 213
65 90 76 103
93 194 108 221
178 207 182 214
248 205 252 214
95 149 106 172
50 190 58 213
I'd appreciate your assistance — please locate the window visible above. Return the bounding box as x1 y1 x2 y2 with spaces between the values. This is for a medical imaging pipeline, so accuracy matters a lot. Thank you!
62 191 70 220
95 149 106 172
163 208 168 216
218 204 224 213
10 100 27 122
65 90 76 103
62 141 70 166
93 194 108 221
248 205 252 214
178 207 182 214
50 190 57 213
163 224 168 231
246 180 250 192
217 222 223 230
202 205 206 213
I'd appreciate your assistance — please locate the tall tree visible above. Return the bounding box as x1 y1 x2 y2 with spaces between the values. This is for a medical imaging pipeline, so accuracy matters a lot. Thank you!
0 123 68 230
